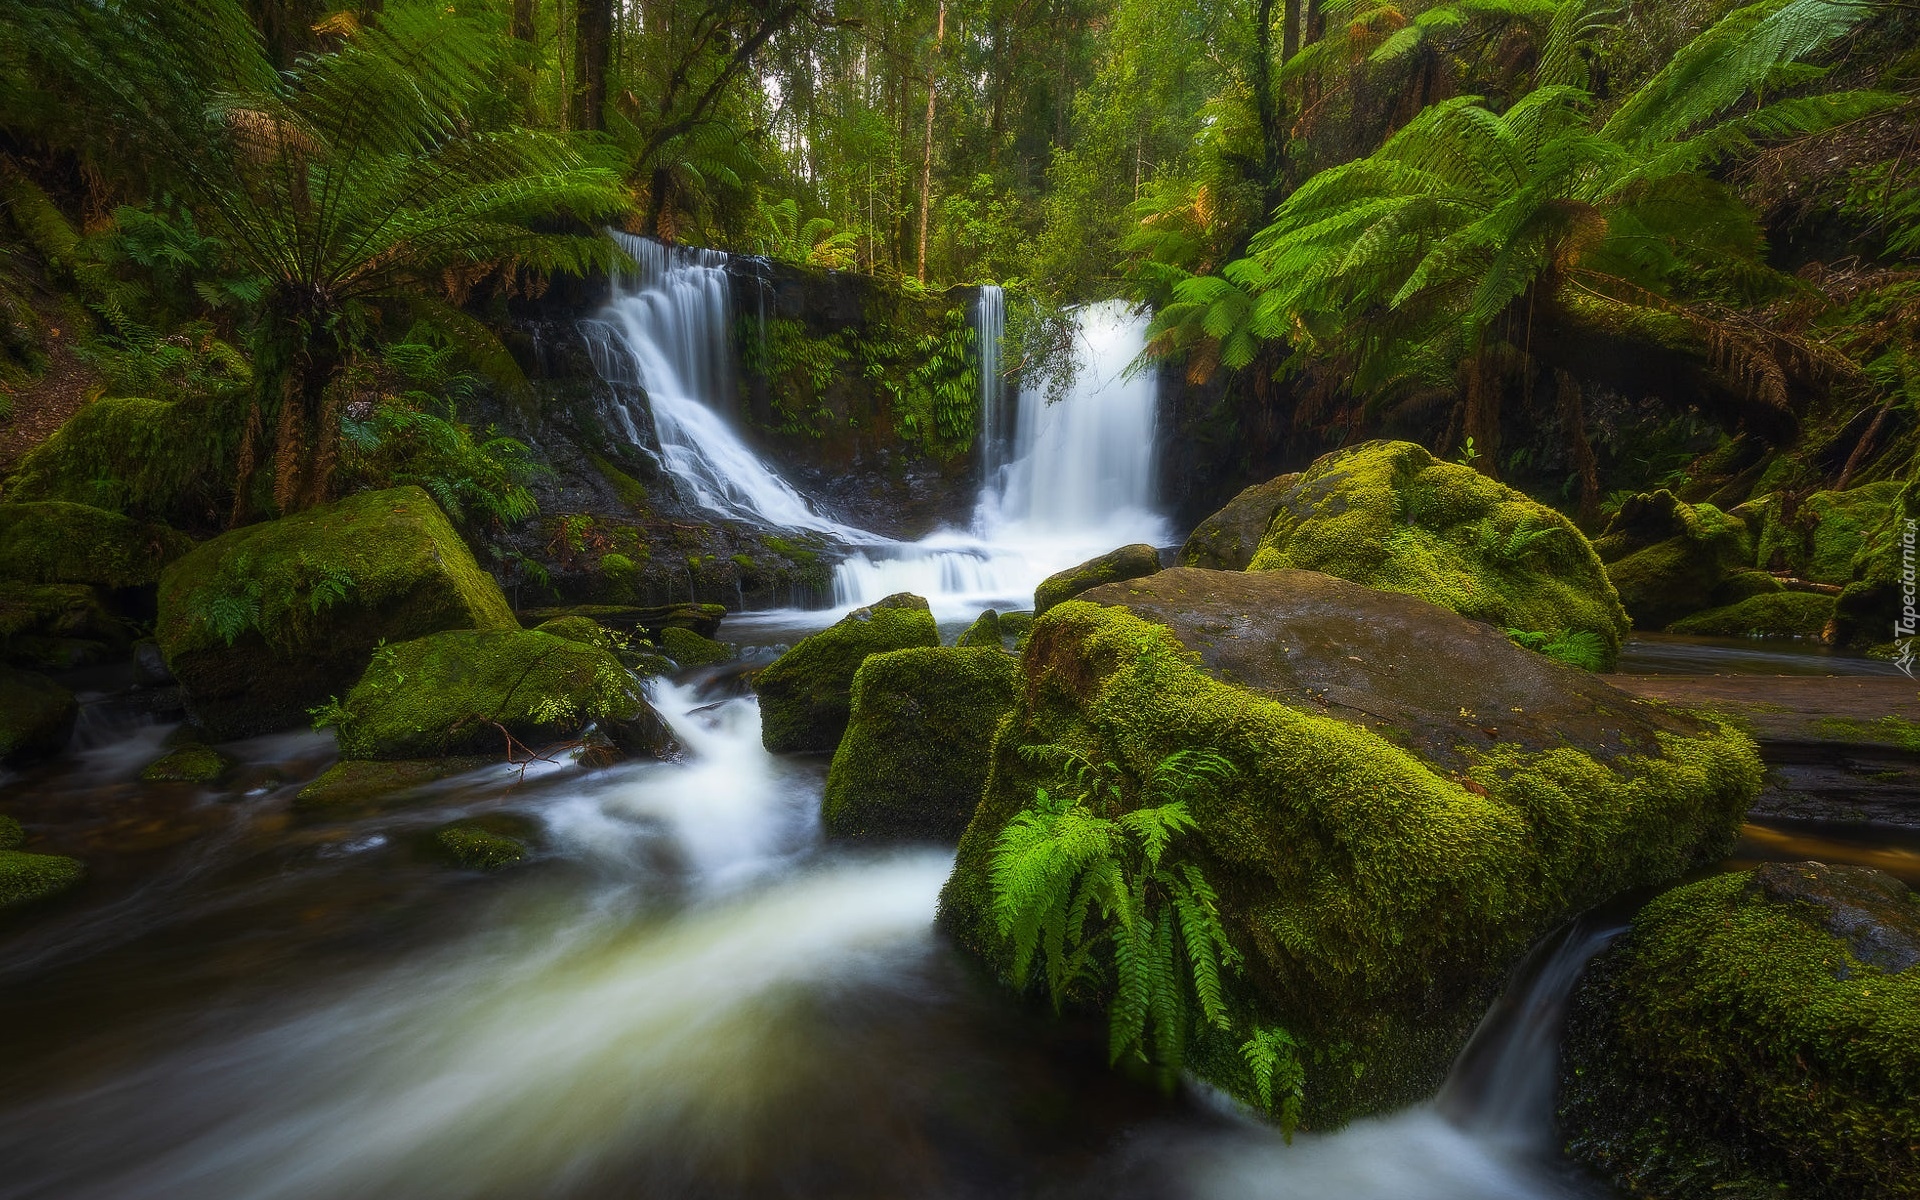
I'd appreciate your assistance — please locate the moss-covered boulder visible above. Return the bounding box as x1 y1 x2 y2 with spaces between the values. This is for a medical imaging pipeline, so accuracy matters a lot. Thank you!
1597 489 1763 631
753 593 940 753
1179 474 1300 571
1245 441 1629 667
938 567 1760 1130
156 486 518 739
139 743 233 783
660 626 730 667
0 500 195 588
326 628 678 762
428 816 535 870
1667 591 1835 638
0 580 130 669
1747 482 1902 584
822 647 1018 843
0 667 76 764
533 615 614 650
517 602 726 640
999 610 1035 650
5 395 213 523
1034 544 1162 616
956 609 1003 648
1560 862 1919 1199
295 757 495 811
0 848 85 912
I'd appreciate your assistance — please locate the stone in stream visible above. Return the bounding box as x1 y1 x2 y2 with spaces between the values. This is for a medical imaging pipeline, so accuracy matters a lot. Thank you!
516 602 727 640
658 626 731 667
427 815 538 871
139 743 233 784
823 647 1018 844
0 666 77 765
324 628 680 762
0 580 133 671
1665 589 1834 638
0 813 85 913
155 486 518 740
1235 441 1630 668
295 757 498 811
955 609 1003 648
1559 861 1920 1199
753 592 939 753
937 567 1760 1130
1033 543 1162 616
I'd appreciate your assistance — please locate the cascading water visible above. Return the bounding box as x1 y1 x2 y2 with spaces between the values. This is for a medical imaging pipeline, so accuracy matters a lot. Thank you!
976 285 1008 488
580 233 867 539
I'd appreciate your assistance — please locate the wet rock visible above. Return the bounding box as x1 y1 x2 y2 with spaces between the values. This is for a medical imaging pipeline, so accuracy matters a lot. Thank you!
295 757 497 811
1597 489 1755 630
0 500 195 589
0 848 85 913
955 609 1003 648
939 567 1759 1129
659 626 731 667
326 628 679 762
130 637 174 685
139 743 233 784
428 815 536 870
1560 862 1920 1199
0 581 130 669
823 647 1017 843
156 486 518 739
517 602 726 640
1034 544 1161 616
753 593 939 753
0 667 77 765
532 615 614 650
1245 441 1629 668
1179 473 1299 570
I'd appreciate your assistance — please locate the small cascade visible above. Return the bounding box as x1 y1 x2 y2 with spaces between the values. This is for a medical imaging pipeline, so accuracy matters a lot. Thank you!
580 233 865 539
976 284 1008 488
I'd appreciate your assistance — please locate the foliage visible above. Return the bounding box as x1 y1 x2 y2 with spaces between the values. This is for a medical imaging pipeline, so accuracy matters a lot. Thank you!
1506 626 1609 669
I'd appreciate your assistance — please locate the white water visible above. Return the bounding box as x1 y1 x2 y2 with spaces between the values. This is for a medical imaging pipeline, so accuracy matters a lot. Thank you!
582 238 1169 619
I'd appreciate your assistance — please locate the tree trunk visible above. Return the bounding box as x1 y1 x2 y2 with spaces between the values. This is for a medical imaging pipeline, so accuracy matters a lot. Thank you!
1463 349 1501 477
571 0 613 132
1555 369 1601 523
1835 399 1894 492
1252 0 1289 214
511 0 535 42
917 0 948 284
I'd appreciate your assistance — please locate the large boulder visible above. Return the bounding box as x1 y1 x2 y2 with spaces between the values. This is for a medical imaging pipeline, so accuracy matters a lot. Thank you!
753 593 939 753
1243 441 1629 667
1034 544 1163 615
1560 862 1919 1199
324 628 679 761
0 500 195 589
155 487 518 739
0 667 77 765
822 647 1018 843
938 568 1760 1129
1179 473 1299 570
1598 490 1756 631
1667 590 1834 638
0 581 130 669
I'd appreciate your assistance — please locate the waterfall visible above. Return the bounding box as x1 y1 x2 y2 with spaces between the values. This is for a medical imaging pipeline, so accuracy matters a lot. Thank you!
976 285 1007 488
579 233 865 539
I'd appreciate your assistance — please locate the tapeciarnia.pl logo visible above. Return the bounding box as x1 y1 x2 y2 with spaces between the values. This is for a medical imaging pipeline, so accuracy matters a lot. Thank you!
1897 518 1917 678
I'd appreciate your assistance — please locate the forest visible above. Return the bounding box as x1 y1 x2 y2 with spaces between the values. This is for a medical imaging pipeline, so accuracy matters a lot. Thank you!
1 1 1918 1198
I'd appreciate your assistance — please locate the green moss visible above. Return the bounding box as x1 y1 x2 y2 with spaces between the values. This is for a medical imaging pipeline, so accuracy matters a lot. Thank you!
0 500 195 588
753 593 941 753
1668 591 1835 638
1809 714 1920 752
998 610 1035 650
1034 544 1162 615
956 609 1003 648
534 615 614 650
0 667 77 764
940 599 1760 1129
0 814 22 850
1713 568 1785 604
1180 474 1299 571
1560 865 1920 1199
0 849 84 911
0 581 124 669
660 626 731 667
1751 482 1903 584
295 757 495 811
6 396 214 521
429 817 532 870
139 743 232 783
587 452 650 514
156 486 517 739
1247 442 1629 667
327 628 662 761
823 647 1017 843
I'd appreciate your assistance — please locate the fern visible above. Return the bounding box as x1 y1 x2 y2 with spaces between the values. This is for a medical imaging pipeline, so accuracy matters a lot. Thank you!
1240 1026 1309 1139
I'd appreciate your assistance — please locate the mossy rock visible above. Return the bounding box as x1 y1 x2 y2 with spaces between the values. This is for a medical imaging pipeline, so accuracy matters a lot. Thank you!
517 603 726 640
1560 862 1920 1199
1034 543 1162 616
1712 568 1785 605
0 580 127 668
328 628 678 762
822 647 1017 843
1667 591 1835 638
427 816 535 870
156 486 518 740
956 609 1003 648
753 593 940 753
296 757 496 811
0 500 195 588
0 849 85 912
939 568 1760 1130
6 395 212 523
533 615 614 650
998 610 1035 650
660 626 731 667
0 667 77 765
1747 482 1902 584
0 814 21 850
1597 490 1755 631
1179 473 1300 571
1246 441 1629 668
139 743 233 783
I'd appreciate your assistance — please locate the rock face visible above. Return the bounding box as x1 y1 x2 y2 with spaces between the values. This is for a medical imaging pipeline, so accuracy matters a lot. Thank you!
0 500 196 589
753 593 939 753
326 628 678 762
822 647 1018 843
1667 590 1834 637
1033 544 1163 616
1597 489 1756 631
938 568 1759 1128
1560 862 1920 1199
156 487 519 739
1240 442 1629 668
1179 474 1299 570
0 667 77 764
